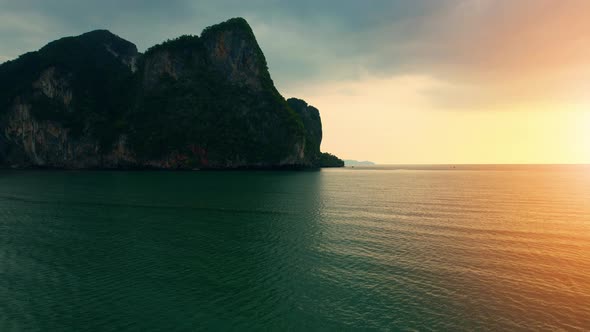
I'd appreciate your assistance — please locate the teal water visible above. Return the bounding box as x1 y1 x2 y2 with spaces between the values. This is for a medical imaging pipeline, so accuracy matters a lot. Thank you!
1 167 590 330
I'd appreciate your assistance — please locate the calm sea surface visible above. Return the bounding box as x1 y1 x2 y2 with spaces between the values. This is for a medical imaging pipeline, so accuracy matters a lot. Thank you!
1 166 589 331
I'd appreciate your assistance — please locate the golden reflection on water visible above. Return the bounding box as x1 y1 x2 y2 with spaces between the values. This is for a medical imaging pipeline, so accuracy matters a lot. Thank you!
0 167 588 330
318 165 590 329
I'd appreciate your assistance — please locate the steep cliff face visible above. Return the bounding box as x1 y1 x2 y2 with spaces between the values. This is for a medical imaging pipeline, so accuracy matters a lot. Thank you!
0 29 138 168
287 98 323 164
0 18 338 169
201 18 269 91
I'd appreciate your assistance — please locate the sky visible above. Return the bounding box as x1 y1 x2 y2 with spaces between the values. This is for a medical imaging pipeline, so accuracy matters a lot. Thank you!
1 0 589 164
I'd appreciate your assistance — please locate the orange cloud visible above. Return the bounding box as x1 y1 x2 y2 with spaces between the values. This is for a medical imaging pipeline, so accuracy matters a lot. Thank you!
412 0 590 108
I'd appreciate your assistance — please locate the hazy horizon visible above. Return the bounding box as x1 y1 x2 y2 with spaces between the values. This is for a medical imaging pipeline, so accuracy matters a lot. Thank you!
346 162 590 167
1 0 588 164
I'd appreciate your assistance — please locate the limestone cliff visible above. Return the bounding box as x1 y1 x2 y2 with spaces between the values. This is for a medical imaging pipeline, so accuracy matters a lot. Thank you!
287 98 323 164
0 18 341 169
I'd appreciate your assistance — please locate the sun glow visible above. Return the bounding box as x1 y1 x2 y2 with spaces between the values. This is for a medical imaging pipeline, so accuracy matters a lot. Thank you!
287 76 590 164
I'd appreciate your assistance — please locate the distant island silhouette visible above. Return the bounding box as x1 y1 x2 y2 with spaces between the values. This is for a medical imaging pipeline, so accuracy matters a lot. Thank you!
344 160 376 166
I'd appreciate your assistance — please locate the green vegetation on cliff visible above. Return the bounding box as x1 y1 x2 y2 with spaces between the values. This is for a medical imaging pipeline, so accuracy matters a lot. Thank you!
0 18 343 169
318 153 345 167
0 30 137 149
287 98 322 164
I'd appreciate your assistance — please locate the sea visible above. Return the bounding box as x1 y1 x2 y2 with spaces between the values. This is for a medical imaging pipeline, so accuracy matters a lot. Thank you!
1 165 589 331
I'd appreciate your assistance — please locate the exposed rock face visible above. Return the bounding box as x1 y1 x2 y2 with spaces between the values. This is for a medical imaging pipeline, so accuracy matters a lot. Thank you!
287 98 323 164
0 28 139 168
201 20 268 91
32 67 73 105
0 18 340 169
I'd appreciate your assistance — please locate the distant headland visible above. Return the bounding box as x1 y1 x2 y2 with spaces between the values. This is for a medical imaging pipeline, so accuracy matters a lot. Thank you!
344 160 376 166
0 18 343 170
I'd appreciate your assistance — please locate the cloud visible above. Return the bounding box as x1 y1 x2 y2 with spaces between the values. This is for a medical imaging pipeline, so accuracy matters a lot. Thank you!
0 0 196 56
368 0 590 109
0 0 588 110
250 0 590 109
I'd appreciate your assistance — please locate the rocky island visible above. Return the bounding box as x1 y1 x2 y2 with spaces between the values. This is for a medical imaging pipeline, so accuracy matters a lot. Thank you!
0 18 343 169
